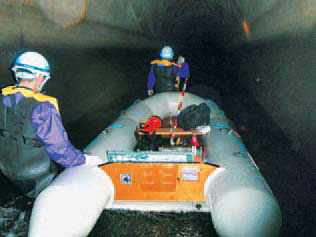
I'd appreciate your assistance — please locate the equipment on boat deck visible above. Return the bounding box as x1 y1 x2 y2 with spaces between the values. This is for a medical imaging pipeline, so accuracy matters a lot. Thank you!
177 103 211 130
139 116 162 135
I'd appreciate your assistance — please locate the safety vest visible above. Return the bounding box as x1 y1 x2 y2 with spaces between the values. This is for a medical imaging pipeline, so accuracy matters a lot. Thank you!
151 60 181 93
0 86 58 198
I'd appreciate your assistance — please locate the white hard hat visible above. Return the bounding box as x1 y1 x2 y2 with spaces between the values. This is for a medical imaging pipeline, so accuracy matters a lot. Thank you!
160 46 174 59
11 52 50 81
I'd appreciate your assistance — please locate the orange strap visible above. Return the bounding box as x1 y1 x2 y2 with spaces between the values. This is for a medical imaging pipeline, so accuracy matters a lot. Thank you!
2 86 59 111
151 59 182 68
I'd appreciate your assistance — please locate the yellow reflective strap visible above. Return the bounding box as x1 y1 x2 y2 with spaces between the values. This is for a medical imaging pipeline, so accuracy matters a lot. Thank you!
2 86 59 111
151 60 182 68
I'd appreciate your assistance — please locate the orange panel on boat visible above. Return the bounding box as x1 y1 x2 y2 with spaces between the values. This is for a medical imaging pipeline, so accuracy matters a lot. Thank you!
100 163 217 202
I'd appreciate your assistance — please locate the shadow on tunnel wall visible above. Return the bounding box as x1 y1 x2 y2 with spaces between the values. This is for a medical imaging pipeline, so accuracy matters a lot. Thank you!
218 32 316 236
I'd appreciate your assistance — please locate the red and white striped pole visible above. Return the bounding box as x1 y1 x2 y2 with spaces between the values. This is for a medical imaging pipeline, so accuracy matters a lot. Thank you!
169 77 189 145
170 56 189 145
175 77 189 125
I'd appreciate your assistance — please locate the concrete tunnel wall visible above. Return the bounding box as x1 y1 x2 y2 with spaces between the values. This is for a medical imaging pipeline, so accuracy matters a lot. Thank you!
0 1 315 236
0 0 166 145
235 0 316 168
0 0 316 158
0 0 316 167
0 0 315 183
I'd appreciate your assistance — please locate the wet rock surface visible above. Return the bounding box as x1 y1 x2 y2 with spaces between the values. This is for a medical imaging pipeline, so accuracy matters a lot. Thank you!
0 195 32 237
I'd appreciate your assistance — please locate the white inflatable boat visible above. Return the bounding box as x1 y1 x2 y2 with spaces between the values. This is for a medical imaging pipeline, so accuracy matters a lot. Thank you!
28 92 282 237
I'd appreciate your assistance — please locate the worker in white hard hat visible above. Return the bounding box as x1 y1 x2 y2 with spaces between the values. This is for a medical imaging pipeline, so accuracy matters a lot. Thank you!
147 46 190 96
0 51 92 198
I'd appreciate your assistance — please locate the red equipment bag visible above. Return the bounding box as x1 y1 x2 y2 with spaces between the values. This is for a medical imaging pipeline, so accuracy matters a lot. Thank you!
142 116 162 135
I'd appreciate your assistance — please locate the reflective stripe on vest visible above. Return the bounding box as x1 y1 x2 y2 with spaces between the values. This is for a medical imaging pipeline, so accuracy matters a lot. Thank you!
2 86 59 111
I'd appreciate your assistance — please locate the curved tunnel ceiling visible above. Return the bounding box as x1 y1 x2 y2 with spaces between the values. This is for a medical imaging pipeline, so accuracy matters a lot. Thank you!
0 0 314 151
0 1 315 236
0 0 315 162
1 1 314 47
0 1 220 49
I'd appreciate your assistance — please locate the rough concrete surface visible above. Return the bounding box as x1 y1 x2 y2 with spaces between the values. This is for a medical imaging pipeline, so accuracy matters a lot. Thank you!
0 0 315 236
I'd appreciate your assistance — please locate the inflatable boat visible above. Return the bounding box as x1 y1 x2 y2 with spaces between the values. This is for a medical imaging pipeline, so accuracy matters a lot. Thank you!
28 92 282 237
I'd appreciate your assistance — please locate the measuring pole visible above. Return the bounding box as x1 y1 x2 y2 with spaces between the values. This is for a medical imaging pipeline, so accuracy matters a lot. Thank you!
169 56 189 145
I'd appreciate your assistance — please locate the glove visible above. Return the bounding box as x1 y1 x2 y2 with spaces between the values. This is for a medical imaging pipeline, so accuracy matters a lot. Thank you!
148 89 154 96
177 56 185 64
84 155 103 167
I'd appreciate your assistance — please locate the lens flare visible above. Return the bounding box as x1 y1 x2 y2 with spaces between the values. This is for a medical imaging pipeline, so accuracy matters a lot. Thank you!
37 0 88 27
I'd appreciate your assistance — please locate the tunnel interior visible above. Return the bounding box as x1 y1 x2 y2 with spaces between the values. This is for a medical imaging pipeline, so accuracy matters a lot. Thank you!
0 0 315 236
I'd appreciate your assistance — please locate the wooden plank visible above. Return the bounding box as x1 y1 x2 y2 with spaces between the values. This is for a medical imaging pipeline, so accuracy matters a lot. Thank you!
137 128 203 136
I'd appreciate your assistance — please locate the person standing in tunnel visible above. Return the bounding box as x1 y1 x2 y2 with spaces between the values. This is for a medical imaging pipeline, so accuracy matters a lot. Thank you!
0 51 86 198
147 46 190 96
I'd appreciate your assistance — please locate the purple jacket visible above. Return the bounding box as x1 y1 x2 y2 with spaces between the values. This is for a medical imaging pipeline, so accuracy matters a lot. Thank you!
147 62 190 90
2 91 85 168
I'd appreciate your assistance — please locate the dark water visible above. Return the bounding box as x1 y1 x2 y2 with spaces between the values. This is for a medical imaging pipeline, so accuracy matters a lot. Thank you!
89 211 217 237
